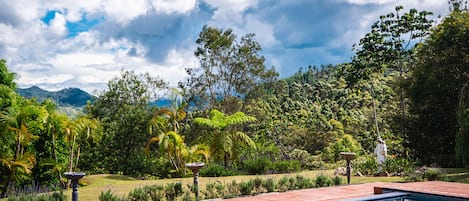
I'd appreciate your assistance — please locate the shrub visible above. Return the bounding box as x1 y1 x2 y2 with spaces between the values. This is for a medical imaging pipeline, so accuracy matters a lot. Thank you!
354 155 378 176
182 191 195 201
423 169 442 181
7 191 66 201
315 174 332 187
323 134 361 162
263 178 276 192
253 177 263 189
272 160 301 173
384 157 415 175
165 182 183 201
224 180 239 199
288 177 296 190
99 190 121 201
277 177 289 192
242 158 272 175
203 182 220 199
199 164 238 177
332 176 342 185
128 187 150 201
239 180 254 195
295 175 313 189
144 185 164 201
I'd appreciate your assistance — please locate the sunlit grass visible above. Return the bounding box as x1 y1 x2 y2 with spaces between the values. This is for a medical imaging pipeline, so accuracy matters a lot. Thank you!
70 170 403 201
6 168 468 201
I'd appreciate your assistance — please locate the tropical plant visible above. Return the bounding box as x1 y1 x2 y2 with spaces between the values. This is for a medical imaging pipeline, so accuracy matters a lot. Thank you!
66 115 102 173
194 109 256 167
0 104 47 196
145 89 209 176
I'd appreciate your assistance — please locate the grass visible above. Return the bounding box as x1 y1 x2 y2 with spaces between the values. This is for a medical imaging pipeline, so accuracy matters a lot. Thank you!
66 170 404 201
6 168 468 201
439 168 469 183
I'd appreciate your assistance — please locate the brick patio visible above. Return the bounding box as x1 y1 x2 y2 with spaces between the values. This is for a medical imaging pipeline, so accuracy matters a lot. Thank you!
220 181 469 201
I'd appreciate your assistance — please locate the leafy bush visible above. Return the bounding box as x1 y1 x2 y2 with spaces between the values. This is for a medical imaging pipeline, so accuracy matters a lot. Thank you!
165 183 183 201
7 191 66 201
333 175 342 185
239 180 254 195
272 160 301 173
143 185 164 201
295 175 313 189
199 164 238 177
384 157 415 175
315 174 332 187
242 158 272 175
354 155 378 176
253 177 263 189
224 180 239 199
277 177 289 192
323 134 361 162
263 178 276 192
203 182 223 199
99 190 122 201
128 187 150 201
423 169 442 181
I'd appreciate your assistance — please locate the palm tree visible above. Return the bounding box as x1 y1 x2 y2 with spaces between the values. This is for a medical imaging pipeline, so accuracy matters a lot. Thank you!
194 109 256 167
145 89 209 175
66 116 102 173
0 105 46 196
43 109 70 187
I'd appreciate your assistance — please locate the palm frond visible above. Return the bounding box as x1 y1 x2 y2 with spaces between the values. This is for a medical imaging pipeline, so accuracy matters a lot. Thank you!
145 136 161 155
233 131 256 150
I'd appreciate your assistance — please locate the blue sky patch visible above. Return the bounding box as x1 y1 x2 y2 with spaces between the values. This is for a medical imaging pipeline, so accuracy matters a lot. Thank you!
66 15 103 38
41 10 60 25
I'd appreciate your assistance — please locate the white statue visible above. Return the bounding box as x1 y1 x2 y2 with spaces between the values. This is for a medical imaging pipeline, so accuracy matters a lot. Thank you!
374 138 387 172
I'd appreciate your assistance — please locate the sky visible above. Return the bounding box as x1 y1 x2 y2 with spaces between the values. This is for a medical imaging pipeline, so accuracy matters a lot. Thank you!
0 0 448 94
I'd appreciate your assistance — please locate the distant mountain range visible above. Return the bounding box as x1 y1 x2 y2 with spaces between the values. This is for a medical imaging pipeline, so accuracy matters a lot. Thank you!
16 86 173 108
17 86 94 107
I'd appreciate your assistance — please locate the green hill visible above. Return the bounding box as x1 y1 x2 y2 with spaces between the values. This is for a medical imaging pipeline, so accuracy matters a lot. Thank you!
17 86 94 107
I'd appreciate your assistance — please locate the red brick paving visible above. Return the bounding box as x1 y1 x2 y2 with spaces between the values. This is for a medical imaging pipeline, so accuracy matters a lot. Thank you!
222 181 469 201
223 182 384 201
375 181 469 199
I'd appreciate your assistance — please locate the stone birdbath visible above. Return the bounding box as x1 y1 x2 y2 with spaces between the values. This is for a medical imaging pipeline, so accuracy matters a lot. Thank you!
340 152 356 184
64 172 86 201
186 162 205 200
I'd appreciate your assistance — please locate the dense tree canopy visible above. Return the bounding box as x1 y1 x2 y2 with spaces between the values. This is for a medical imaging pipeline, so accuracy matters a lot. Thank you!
183 25 278 113
406 10 469 166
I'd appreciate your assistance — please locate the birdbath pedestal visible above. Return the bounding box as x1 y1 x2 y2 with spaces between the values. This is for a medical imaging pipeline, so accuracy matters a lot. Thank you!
340 152 356 184
64 172 86 201
186 162 205 200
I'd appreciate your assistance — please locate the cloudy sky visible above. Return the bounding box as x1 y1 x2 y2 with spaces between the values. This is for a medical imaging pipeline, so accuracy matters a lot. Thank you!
0 0 447 94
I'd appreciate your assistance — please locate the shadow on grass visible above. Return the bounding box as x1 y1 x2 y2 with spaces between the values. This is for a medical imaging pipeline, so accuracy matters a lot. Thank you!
105 175 136 181
441 172 469 183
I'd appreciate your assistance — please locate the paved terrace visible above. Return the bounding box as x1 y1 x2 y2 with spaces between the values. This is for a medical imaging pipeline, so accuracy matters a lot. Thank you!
220 181 469 201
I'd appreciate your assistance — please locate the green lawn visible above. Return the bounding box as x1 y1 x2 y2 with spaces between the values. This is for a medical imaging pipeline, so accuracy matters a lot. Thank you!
69 170 404 201
5 168 468 201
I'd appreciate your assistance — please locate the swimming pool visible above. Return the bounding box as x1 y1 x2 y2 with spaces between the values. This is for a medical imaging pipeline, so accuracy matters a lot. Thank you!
343 189 469 201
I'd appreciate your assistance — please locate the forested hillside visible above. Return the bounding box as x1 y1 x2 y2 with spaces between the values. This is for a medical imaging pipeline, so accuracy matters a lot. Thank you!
0 3 468 197
17 86 93 107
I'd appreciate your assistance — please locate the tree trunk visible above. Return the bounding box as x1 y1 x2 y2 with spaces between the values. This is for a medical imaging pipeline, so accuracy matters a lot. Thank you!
371 82 380 138
224 152 228 168
51 129 65 188
66 135 76 189
1 170 14 198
